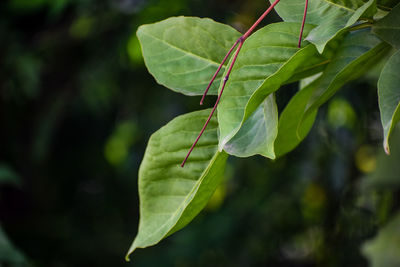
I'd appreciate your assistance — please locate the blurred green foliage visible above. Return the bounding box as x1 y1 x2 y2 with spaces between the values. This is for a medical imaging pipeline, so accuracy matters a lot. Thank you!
1 0 400 266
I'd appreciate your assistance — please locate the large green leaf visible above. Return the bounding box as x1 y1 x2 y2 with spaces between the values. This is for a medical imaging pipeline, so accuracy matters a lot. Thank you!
126 109 228 259
362 212 400 267
378 50 400 154
373 2 400 50
271 0 377 53
137 17 241 95
217 22 332 157
274 30 389 157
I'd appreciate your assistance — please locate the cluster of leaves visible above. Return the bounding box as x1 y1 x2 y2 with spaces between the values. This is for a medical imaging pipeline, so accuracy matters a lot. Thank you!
127 0 400 261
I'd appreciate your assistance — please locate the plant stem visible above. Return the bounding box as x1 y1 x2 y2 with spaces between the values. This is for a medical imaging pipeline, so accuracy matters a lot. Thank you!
182 0 286 167
181 40 244 167
200 39 240 105
298 0 308 48
200 0 281 104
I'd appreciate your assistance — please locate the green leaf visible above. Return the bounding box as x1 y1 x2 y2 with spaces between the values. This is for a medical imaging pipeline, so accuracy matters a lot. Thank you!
137 17 241 95
126 109 228 259
274 77 321 157
373 2 400 50
362 212 400 267
224 94 278 158
217 22 331 157
378 50 400 154
272 0 376 53
274 30 389 157
302 30 387 113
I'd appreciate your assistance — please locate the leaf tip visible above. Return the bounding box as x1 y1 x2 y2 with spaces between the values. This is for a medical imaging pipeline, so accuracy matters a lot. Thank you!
125 254 131 262
384 143 391 155
125 241 138 261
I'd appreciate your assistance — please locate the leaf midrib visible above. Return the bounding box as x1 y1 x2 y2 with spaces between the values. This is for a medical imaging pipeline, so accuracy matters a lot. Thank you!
140 30 223 67
323 0 358 12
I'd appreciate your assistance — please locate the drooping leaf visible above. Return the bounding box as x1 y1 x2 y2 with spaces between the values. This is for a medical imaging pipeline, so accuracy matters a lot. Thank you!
373 2 400 50
224 94 278 158
362 212 400 267
297 30 389 136
275 30 389 157
377 50 400 154
274 77 320 157
271 0 377 53
217 22 332 157
137 17 241 95
126 109 228 259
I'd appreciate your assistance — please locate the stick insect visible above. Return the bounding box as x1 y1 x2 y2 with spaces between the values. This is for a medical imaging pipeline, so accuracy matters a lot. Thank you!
181 0 309 167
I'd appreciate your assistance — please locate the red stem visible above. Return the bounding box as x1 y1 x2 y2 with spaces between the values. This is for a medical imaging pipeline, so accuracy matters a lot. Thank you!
181 40 244 167
200 39 240 105
200 0 281 104
182 0 282 167
298 0 308 48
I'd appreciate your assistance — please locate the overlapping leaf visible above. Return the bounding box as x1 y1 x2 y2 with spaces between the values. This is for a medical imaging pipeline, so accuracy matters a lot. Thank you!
137 17 241 95
378 50 400 154
373 2 400 50
217 22 333 157
224 94 278 158
274 30 390 156
126 109 228 258
271 0 377 53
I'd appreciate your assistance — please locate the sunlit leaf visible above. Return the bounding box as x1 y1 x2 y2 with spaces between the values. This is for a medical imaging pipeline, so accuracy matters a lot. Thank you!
126 109 228 258
137 17 241 95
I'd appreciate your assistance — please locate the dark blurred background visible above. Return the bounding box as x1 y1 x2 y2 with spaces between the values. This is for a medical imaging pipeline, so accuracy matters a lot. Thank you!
1 0 399 266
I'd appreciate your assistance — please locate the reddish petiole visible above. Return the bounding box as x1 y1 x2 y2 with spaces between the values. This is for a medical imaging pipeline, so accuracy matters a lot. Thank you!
181 0 308 167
